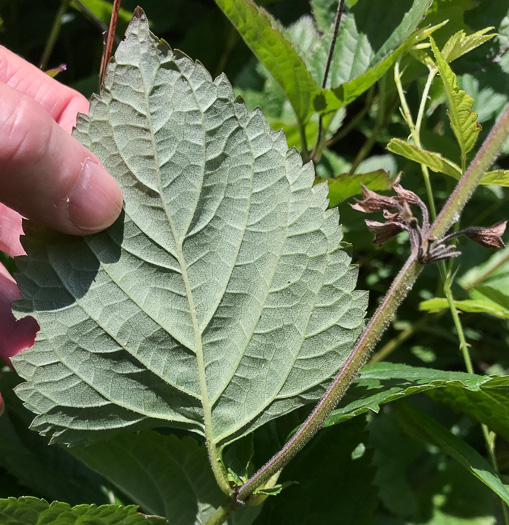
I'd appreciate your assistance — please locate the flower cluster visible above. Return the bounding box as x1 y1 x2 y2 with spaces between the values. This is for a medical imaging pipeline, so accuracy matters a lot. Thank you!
351 179 506 264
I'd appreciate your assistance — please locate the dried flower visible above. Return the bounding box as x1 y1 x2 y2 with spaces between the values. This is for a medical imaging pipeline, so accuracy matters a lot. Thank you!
350 179 507 264
365 220 405 245
461 221 507 249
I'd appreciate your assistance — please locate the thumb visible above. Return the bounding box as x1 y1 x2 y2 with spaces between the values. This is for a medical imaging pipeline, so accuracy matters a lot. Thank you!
0 82 123 235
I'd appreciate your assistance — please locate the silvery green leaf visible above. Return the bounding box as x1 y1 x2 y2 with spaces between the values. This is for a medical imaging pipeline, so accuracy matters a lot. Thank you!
12 9 366 448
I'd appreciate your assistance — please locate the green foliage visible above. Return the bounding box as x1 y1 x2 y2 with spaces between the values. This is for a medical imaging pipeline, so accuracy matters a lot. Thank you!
396 401 509 505
2 0 509 524
0 497 168 525
215 0 319 123
12 10 366 453
254 417 378 524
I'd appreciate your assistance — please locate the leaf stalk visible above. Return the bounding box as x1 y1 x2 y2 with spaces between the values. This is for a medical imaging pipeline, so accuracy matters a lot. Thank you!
235 102 509 504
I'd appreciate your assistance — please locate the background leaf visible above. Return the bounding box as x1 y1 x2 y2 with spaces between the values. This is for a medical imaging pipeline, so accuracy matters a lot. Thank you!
253 417 378 524
387 138 462 178
0 497 167 525
12 9 366 449
325 169 392 207
325 363 509 443
214 0 319 123
431 36 481 167
71 431 260 524
396 401 509 506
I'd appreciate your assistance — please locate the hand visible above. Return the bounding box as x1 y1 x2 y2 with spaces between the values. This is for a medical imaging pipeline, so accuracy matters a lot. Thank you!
0 46 123 368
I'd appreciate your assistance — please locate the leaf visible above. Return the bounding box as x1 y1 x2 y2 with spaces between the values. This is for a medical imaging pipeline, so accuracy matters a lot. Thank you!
324 170 392 208
396 401 509 506
0 368 109 506
430 36 481 165
253 417 378 525
0 497 167 525
419 297 509 319
12 9 366 448
324 363 509 443
441 27 496 63
387 139 463 179
214 0 319 123
71 431 261 524
481 170 509 187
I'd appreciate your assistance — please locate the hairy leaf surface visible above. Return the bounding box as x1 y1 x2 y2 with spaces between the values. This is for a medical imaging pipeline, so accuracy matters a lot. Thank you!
12 9 366 447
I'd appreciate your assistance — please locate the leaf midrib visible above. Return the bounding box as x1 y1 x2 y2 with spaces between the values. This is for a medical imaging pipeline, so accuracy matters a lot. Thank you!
140 59 213 440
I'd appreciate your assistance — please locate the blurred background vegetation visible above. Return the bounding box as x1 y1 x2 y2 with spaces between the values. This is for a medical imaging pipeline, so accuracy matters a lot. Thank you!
2 1 509 523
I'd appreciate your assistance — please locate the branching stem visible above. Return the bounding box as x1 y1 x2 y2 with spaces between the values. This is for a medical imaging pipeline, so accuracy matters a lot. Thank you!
235 102 509 505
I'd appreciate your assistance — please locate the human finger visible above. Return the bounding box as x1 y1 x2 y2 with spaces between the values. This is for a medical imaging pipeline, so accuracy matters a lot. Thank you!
0 82 123 235
0 46 89 133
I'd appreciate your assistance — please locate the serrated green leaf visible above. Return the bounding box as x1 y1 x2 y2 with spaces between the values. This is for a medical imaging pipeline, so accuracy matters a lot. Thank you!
12 10 366 449
324 169 392 207
215 0 319 123
388 139 463 179
253 417 377 524
325 363 509 439
317 22 443 113
396 401 509 506
430 36 481 166
419 297 509 319
441 27 496 63
0 497 167 525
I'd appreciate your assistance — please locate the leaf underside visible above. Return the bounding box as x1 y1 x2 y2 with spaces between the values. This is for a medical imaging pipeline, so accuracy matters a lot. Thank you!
12 9 366 448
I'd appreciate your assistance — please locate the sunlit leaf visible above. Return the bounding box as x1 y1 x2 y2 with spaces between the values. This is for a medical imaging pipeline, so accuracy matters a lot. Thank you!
430 37 481 166
441 27 495 63
214 0 320 123
324 170 392 208
387 139 462 179
12 9 366 449
420 297 509 319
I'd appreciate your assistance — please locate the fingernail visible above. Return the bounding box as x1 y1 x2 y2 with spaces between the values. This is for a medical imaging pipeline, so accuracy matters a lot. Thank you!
67 159 123 232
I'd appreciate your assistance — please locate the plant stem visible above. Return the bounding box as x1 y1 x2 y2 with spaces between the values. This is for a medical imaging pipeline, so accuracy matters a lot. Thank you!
310 0 345 161
236 256 423 502
99 0 122 86
443 277 474 373
236 102 509 504
40 0 70 70
394 60 438 220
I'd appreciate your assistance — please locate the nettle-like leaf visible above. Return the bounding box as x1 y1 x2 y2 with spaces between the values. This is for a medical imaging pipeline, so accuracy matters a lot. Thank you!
12 10 367 448
430 37 481 167
387 139 462 179
215 0 320 124
0 497 167 525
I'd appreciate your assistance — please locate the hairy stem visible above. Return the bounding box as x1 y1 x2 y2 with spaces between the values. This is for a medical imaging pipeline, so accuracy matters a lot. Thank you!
236 102 509 504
